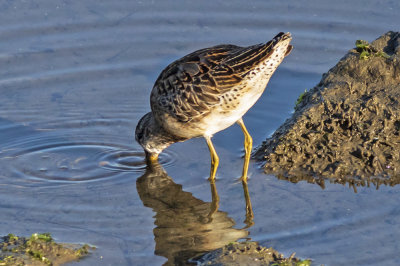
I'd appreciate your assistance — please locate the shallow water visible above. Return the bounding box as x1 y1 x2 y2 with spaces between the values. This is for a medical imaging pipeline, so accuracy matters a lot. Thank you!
0 0 399 265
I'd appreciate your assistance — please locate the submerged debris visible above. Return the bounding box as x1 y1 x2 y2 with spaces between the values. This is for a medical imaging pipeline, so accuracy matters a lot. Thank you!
192 241 311 266
255 31 400 187
0 233 94 266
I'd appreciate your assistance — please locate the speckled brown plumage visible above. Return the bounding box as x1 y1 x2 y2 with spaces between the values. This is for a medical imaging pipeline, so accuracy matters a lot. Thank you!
152 33 291 123
136 32 292 181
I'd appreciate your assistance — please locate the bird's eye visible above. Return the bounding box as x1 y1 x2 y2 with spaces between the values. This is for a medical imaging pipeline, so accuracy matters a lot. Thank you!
137 131 144 140
135 123 145 142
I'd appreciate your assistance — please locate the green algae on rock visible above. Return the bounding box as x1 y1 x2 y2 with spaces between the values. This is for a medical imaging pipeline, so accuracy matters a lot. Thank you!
0 233 94 266
355 39 390 60
294 89 308 110
254 31 400 188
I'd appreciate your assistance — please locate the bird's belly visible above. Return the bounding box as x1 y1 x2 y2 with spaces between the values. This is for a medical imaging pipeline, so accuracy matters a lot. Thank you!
161 95 259 139
162 81 267 139
201 88 264 136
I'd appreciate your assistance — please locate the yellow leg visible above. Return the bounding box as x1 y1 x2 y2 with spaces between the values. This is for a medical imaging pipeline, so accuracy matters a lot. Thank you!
205 136 219 181
237 118 253 182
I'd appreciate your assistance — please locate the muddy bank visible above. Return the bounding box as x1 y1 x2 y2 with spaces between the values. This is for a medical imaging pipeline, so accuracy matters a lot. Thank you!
192 241 310 266
255 31 400 186
0 233 93 265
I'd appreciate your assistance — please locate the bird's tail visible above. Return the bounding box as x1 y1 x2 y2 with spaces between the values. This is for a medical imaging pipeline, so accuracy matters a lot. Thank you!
223 32 293 74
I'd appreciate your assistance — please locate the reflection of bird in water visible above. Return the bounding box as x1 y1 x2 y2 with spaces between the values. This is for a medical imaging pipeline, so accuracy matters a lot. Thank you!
136 161 252 265
136 32 293 181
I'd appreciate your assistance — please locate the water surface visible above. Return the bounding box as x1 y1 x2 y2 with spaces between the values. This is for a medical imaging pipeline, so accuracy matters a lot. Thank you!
0 0 399 265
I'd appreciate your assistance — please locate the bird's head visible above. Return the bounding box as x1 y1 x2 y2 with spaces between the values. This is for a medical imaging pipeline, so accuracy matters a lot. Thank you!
135 112 176 162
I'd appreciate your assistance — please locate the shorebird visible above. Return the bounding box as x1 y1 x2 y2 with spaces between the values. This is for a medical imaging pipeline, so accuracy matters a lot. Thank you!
136 32 292 182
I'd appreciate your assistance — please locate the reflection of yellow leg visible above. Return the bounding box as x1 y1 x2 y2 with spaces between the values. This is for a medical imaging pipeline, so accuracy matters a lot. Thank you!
205 136 219 181
237 118 253 182
242 180 254 228
207 181 220 222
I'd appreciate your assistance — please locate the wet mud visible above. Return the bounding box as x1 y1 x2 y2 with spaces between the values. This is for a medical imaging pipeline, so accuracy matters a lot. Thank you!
193 241 310 266
0 233 93 265
255 31 400 188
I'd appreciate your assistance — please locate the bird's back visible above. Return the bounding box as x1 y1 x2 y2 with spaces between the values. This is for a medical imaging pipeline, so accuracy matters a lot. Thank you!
150 32 292 138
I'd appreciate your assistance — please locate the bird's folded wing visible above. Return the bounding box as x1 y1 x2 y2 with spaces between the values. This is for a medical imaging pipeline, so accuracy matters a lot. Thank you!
150 37 279 122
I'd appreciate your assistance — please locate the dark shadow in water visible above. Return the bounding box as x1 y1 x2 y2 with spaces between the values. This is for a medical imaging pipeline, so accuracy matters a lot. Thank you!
275 174 400 193
136 161 252 265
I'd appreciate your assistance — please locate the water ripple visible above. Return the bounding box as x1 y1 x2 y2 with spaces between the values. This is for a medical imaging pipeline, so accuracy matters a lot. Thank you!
98 149 175 172
1 135 176 184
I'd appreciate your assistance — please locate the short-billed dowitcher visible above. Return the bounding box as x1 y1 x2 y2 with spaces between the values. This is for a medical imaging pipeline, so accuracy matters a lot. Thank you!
136 32 292 182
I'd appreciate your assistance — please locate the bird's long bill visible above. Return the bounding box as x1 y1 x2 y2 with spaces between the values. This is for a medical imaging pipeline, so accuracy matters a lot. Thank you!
145 151 159 163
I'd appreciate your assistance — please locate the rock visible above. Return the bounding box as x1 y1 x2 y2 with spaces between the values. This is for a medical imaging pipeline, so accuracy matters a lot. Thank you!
0 233 94 266
192 241 311 266
254 31 400 189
